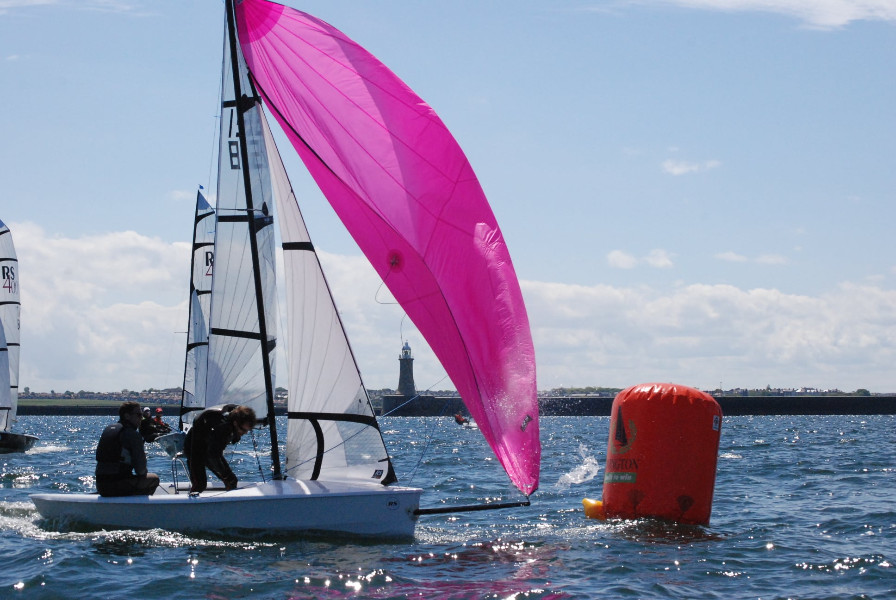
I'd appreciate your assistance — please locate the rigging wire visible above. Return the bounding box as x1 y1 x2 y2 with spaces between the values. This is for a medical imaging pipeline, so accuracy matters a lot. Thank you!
248 428 266 483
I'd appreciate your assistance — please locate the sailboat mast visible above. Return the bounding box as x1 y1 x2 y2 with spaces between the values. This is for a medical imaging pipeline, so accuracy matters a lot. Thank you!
224 0 282 479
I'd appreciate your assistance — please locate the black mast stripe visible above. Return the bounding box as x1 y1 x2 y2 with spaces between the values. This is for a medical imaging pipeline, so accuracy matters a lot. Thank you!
225 0 280 479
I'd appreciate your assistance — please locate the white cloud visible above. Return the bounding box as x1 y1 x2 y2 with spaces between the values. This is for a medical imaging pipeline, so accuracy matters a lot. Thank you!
0 0 147 15
644 249 674 268
662 158 722 176
524 279 896 393
607 250 639 269
715 251 788 265
608 249 674 269
756 253 788 265
643 0 896 29
10 223 896 395
716 251 748 263
14 223 189 392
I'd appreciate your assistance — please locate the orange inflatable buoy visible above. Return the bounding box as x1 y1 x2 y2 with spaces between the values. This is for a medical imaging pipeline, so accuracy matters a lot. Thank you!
599 382 722 525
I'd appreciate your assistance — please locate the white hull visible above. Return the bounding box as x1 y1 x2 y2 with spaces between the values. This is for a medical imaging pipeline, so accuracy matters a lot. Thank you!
31 478 422 538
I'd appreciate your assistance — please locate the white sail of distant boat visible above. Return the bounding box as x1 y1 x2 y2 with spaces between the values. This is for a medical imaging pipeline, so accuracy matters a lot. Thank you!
31 0 538 536
0 219 38 453
156 191 216 458
179 191 215 430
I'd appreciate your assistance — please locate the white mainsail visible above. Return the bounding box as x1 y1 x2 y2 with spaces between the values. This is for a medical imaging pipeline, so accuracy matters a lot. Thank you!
0 219 21 432
201 5 396 483
203 17 278 429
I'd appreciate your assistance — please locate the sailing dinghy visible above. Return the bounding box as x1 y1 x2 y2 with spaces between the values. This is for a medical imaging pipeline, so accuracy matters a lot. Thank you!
31 0 538 537
0 219 38 453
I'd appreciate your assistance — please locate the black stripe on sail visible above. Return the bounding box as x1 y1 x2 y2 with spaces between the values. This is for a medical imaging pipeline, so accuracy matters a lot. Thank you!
287 412 382 481
307 419 325 479
211 327 262 341
282 242 314 252
209 328 276 352
0 302 20 307
217 214 250 223
287 412 379 428
193 241 214 250
221 95 261 110
186 341 209 351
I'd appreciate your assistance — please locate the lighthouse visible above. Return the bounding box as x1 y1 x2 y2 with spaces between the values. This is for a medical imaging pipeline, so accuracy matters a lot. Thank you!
380 342 462 416
397 341 416 398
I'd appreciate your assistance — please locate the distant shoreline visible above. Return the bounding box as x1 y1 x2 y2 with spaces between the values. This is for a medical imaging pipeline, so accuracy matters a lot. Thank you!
17 395 896 416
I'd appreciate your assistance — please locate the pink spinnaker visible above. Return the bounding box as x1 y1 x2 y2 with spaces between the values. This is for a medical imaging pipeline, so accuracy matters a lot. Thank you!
235 0 539 495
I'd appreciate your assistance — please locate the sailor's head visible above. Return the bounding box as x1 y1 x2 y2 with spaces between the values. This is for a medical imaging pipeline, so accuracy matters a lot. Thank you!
119 401 142 423
155 407 163 414
230 405 257 438
142 407 151 417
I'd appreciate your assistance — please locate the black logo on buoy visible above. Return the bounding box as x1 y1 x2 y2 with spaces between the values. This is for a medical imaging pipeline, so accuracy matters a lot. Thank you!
615 409 627 446
609 408 636 456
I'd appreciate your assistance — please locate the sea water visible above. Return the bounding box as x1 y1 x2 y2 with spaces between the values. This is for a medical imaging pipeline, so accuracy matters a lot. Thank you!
0 415 893 599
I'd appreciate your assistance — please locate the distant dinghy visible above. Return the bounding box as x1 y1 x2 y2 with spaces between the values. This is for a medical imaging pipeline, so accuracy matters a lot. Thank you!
0 219 38 453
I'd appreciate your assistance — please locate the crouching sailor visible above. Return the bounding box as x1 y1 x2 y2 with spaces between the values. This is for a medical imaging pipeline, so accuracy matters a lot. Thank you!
95 401 160 496
183 404 256 493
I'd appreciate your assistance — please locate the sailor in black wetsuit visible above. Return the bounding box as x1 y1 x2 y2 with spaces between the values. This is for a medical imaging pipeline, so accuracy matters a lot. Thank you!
95 401 160 496
183 404 256 493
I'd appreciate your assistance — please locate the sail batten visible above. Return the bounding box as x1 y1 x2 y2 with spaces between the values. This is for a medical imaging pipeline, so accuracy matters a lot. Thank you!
236 0 540 495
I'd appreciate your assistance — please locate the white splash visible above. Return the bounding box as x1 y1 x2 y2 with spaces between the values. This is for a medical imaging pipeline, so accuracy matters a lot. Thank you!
555 444 601 489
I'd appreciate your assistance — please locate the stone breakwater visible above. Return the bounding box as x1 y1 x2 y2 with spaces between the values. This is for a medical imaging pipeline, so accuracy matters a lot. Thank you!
18 395 895 417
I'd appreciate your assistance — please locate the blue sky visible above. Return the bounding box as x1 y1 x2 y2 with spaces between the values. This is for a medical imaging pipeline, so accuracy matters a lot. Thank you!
1 0 894 395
